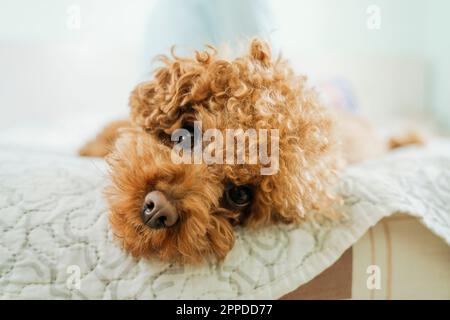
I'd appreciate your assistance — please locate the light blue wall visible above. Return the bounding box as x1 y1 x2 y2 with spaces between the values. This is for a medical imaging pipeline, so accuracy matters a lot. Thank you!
0 0 155 46
423 0 450 131
0 0 448 130
271 0 450 130
139 0 277 74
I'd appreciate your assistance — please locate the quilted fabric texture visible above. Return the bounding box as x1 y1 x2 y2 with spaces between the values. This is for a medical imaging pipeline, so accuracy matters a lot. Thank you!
0 142 449 299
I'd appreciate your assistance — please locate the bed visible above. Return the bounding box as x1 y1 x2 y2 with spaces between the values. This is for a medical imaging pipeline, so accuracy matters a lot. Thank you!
0 140 449 299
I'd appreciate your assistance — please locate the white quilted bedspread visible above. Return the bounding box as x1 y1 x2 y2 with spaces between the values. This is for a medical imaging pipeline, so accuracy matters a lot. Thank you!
0 141 449 299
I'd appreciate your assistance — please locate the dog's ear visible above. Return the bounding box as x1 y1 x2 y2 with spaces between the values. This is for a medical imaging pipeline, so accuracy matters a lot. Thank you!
249 152 340 227
129 81 156 129
247 102 342 226
129 61 189 131
249 38 271 66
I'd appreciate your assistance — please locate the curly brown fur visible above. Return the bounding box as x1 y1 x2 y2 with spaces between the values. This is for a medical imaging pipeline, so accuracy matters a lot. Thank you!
79 119 131 157
83 39 347 264
388 130 425 150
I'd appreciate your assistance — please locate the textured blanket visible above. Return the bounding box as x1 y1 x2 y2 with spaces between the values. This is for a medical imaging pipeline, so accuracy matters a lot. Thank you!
0 141 449 299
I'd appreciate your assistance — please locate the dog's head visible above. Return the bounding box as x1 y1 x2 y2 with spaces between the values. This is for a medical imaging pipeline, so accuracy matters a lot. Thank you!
106 39 341 263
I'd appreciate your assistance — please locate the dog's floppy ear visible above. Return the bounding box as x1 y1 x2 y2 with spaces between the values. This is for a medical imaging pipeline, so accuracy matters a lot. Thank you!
129 81 156 130
249 38 271 66
129 59 190 131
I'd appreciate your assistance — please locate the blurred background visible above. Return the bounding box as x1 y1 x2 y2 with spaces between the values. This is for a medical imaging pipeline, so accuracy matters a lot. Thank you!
0 0 449 154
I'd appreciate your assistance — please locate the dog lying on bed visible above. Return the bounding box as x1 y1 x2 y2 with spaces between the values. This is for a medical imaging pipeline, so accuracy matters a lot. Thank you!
80 39 421 264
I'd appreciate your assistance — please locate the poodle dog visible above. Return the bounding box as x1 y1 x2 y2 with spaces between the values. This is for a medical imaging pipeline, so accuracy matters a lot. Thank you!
80 39 414 264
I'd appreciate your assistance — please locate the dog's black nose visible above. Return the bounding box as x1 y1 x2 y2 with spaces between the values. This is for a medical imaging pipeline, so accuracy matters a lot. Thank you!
141 191 178 229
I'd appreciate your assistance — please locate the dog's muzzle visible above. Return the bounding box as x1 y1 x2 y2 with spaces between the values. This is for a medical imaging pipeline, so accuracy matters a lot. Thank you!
141 191 179 229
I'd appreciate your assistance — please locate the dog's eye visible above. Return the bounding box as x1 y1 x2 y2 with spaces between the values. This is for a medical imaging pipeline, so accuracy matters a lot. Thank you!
172 123 195 149
226 185 253 207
